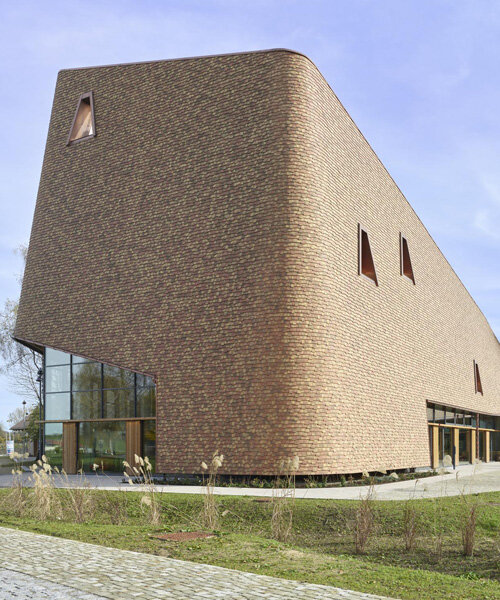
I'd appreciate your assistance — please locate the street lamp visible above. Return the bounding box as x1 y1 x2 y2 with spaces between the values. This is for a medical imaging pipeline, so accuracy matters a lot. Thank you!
22 399 27 456
36 368 43 460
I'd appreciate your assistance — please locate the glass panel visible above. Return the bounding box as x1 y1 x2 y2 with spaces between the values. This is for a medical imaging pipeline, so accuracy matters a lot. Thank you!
72 354 93 364
45 393 70 420
471 413 477 427
479 431 487 461
455 411 465 426
492 431 500 462
44 423 63 469
137 374 154 388
45 365 70 393
459 429 469 463
463 412 472 428
426 404 434 422
445 409 455 425
72 391 101 420
103 365 135 389
137 386 155 417
434 405 445 424
78 421 126 472
480 415 495 429
73 362 101 391
439 427 453 465
103 389 134 418
142 421 156 472
45 347 71 366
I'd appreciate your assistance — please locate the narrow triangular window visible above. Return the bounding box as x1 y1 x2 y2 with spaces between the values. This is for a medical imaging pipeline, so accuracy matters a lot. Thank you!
474 361 483 394
358 225 378 285
400 235 415 284
67 92 95 145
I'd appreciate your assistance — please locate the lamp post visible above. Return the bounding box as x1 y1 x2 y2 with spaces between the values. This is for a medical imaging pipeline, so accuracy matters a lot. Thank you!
36 368 43 460
22 399 27 456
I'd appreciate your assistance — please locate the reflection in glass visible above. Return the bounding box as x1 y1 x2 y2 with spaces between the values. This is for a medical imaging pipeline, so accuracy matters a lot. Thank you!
492 431 500 462
73 362 101 391
78 421 126 472
44 423 63 469
103 365 135 389
44 348 156 420
45 348 71 366
73 391 101 420
480 415 495 429
439 427 453 466
426 405 434 422
479 431 487 462
137 374 154 388
434 406 445 424
445 409 455 425
72 354 93 364
137 386 155 417
45 393 70 420
458 429 469 463
103 389 134 418
142 420 156 472
45 365 70 393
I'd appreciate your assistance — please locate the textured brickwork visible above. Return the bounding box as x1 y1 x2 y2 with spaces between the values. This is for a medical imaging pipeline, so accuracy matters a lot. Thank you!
15 49 499 475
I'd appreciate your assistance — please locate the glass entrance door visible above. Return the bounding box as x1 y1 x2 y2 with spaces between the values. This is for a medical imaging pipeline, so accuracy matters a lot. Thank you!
459 429 469 463
439 427 453 465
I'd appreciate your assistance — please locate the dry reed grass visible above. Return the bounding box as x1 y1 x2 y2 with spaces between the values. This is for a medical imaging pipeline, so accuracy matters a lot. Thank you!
271 456 299 542
200 451 224 531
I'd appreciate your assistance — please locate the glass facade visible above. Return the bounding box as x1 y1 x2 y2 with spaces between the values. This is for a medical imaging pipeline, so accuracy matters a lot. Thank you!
78 421 126 472
43 349 156 420
143 420 156 472
43 347 156 472
44 423 63 469
427 401 500 465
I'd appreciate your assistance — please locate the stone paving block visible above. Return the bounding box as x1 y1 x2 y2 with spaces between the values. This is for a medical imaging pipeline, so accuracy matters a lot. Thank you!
0 526 396 600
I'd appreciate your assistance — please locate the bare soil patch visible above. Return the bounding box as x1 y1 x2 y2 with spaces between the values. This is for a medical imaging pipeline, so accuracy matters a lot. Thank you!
153 531 214 541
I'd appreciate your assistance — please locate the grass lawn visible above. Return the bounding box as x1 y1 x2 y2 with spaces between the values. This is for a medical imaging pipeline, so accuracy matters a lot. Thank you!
0 488 499 599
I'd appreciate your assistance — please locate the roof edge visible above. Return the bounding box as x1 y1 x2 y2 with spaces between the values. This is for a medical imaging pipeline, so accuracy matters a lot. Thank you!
57 47 313 74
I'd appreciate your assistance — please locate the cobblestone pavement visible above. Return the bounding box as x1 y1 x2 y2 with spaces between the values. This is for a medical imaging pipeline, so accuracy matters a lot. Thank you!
0 527 396 600
0 568 106 599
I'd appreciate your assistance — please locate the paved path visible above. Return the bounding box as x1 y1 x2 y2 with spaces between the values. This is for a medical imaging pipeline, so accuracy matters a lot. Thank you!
0 527 395 599
1 462 498 500
0 568 105 599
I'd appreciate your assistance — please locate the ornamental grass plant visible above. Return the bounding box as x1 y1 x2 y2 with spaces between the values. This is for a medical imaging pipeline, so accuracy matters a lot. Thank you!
271 456 299 542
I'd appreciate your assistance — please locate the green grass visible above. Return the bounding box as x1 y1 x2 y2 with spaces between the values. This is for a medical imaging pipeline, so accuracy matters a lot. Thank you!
0 488 499 599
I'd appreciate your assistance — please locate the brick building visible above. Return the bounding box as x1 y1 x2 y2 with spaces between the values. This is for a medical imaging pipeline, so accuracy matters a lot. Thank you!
14 49 500 475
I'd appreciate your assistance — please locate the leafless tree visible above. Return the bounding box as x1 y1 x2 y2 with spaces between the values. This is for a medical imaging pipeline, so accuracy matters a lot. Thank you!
0 246 42 410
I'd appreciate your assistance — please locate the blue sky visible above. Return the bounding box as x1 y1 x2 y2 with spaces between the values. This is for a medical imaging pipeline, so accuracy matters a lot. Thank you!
0 0 499 425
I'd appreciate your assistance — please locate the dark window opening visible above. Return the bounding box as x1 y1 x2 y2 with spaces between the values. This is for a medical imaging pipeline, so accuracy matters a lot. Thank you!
474 360 483 394
400 235 415 284
67 92 95 144
358 225 378 285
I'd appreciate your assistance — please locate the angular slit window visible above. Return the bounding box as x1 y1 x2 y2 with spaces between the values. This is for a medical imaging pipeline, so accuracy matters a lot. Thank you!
358 225 378 285
474 360 483 395
67 92 95 144
400 234 415 284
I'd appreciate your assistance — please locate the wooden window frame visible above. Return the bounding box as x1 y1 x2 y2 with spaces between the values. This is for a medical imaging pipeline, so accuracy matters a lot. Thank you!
400 233 416 284
67 91 96 146
474 360 483 395
358 224 378 286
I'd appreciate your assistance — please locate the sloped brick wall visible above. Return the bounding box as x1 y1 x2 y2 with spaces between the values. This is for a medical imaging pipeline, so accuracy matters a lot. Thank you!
15 50 499 475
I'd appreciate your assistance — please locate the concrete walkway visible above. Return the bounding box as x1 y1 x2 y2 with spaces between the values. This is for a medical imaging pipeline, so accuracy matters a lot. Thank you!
0 527 395 599
0 462 498 500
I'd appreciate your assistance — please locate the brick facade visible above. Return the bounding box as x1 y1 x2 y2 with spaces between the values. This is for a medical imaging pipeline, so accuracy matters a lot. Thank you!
15 50 499 475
